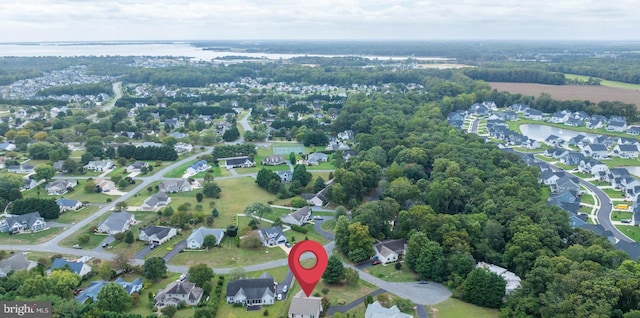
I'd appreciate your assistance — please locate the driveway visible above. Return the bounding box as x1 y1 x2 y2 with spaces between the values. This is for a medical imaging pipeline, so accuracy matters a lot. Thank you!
95 235 115 251
163 240 187 262
135 244 153 259
313 216 334 241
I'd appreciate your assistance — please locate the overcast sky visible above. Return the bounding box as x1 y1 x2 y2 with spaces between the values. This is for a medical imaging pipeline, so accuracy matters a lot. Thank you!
1 0 639 42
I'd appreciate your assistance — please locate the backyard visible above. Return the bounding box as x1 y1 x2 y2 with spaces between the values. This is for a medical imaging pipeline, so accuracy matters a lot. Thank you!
430 298 498 318
364 262 418 282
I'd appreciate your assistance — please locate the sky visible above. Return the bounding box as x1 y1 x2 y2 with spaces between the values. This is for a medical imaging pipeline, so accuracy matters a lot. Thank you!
1 0 639 42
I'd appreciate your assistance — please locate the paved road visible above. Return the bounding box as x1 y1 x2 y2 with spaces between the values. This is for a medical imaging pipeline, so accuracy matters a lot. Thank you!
416 304 429 318
470 118 480 133
239 109 253 132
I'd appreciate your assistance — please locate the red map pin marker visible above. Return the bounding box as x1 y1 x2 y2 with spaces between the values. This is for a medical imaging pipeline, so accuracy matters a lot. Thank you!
288 240 328 297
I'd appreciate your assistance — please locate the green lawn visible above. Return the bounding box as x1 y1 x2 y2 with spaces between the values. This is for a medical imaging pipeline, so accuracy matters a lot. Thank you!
364 263 418 282
540 187 550 201
591 180 610 186
611 211 634 222
600 187 626 199
581 194 595 205
616 225 640 242
603 157 640 168
534 155 555 162
169 240 287 267
321 219 336 234
579 206 592 213
430 298 498 318
56 206 100 224
555 163 576 170
284 223 330 245
127 272 194 318
570 172 590 180
163 160 210 178
0 227 65 245
565 74 640 90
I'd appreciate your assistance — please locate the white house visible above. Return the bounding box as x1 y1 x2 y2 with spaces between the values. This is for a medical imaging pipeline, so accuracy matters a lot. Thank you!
613 144 640 159
364 301 412 318
126 161 149 173
226 274 276 306
159 179 195 193
582 144 609 159
219 156 255 169
258 226 287 246
84 160 114 172
476 262 522 294
0 212 47 233
56 198 83 212
281 206 312 226
139 226 177 245
140 192 171 211
185 160 211 175
373 239 407 264
187 227 225 249
97 212 136 234
45 179 78 195
48 258 92 278
155 281 204 308
288 291 322 318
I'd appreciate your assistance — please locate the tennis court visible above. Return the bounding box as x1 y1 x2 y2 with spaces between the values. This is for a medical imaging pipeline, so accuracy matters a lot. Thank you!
273 145 306 155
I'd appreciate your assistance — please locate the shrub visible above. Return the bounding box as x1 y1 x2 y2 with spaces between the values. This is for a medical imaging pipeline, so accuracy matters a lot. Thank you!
290 224 308 234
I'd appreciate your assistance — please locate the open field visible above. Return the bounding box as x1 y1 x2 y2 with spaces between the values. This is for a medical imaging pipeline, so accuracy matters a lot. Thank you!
430 298 498 318
566 74 640 90
489 82 640 107
0 227 65 245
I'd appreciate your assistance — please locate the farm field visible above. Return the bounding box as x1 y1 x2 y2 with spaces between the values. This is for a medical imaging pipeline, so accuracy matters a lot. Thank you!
488 82 640 107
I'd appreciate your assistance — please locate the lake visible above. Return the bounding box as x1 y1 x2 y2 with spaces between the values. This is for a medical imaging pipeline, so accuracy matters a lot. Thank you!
519 124 599 142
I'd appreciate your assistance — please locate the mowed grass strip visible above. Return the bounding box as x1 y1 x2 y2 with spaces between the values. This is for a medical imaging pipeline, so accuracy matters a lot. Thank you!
430 298 499 318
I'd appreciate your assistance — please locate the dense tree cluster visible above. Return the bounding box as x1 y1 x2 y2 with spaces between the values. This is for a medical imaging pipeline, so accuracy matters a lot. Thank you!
37 82 113 97
464 67 566 85
116 144 178 161
211 143 256 160
11 198 60 219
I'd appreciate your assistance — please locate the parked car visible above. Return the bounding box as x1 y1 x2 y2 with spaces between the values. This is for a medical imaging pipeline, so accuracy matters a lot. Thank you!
102 243 108 248
418 280 428 284
73 244 82 249
282 285 288 293
372 260 381 266
150 243 157 249
285 242 291 248
73 288 83 295
179 274 187 281
313 215 323 220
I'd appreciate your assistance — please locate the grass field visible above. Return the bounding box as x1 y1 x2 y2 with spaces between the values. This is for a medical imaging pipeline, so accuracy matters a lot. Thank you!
56 206 100 224
600 187 626 199
0 227 65 245
616 225 640 242
364 263 419 282
430 298 498 318
169 240 288 267
565 74 640 90
611 211 634 222
489 82 640 107
572 172 592 179
581 193 595 205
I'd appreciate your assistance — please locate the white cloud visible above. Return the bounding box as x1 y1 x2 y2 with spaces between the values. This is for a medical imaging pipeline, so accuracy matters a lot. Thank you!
0 0 638 41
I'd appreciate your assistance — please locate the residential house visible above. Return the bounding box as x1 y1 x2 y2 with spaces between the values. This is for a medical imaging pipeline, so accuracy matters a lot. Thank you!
139 226 177 245
523 138 541 150
7 164 34 174
0 253 38 277
364 301 413 318
307 152 328 165
613 144 640 159
261 155 286 166
525 109 543 120
337 130 355 140
126 161 149 173
0 212 47 233
52 160 65 172
23 178 37 190
578 159 609 176
220 156 255 169
593 135 616 148
550 111 569 123
45 179 77 195
0 142 16 151
258 226 287 246
48 258 92 278
587 118 604 129
138 141 163 148
306 187 328 207
186 227 225 249
551 175 580 194
76 278 143 303
226 274 276 306
325 141 350 151
544 135 564 147
627 126 640 136
565 118 583 127
561 152 585 166
140 192 171 211
582 144 609 159
281 206 312 226
373 239 407 264
97 212 136 234
84 160 114 172
476 262 522 294
56 198 82 212
501 111 518 121
618 137 638 145
607 121 627 132
159 179 194 193
155 280 204 307
568 134 590 147
288 291 322 318
174 142 193 154
185 160 211 175
538 171 564 186
342 150 359 161
95 178 116 192
277 170 292 182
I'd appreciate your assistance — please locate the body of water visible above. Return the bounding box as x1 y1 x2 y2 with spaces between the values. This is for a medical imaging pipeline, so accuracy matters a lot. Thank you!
0 42 451 61
519 124 600 142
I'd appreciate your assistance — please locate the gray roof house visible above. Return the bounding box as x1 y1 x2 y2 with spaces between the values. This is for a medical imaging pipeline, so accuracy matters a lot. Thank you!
140 192 171 211
281 206 312 226
187 227 225 249
261 155 286 166
139 226 177 245
288 291 322 318
97 212 136 234
126 161 149 173
365 301 412 318
84 160 114 172
45 179 77 195
226 274 276 306
307 152 328 165
220 156 255 169
0 212 47 233
49 258 92 277
373 239 407 264
159 179 193 193
155 281 204 307
0 253 38 277
186 160 211 175
56 198 82 212
76 278 143 303
258 226 287 246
